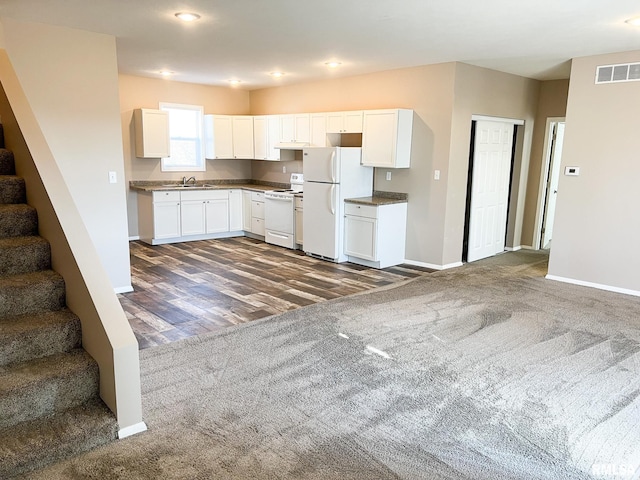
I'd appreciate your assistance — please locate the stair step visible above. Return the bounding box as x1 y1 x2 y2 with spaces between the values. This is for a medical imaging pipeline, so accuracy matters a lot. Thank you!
0 236 50 277
0 176 26 204
0 398 117 479
0 349 100 430
0 148 14 175
0 204 38 238
0 270 65 319
0 310 81 367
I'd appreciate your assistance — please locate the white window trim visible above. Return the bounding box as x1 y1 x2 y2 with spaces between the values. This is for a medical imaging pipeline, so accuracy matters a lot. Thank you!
159 102 206 172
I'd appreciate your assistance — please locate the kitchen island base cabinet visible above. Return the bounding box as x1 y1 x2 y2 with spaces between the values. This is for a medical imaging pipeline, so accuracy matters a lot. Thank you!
344 202 407 269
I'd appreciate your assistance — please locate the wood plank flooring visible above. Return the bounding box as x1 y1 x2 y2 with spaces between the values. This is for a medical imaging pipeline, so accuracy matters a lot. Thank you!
118 238 434 349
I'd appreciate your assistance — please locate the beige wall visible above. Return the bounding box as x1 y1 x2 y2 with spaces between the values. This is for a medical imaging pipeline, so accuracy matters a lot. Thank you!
521 79 569 247
119 74 252 235
1 18 132 291
548 50 640 293
251 63 457 267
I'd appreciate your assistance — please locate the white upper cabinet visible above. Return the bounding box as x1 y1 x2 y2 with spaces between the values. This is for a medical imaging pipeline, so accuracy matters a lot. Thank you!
326 110 363 134
280 113 310 143
361 109 414 168
204 114 233 159
309 113 328 147
253 115 281 160
134 109 170 158
232 116 254 159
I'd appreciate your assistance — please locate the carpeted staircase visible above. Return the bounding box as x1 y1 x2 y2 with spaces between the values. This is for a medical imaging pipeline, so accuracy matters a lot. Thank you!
0 135 118 478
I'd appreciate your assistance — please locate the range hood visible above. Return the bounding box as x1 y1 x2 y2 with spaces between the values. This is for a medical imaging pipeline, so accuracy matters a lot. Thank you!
274 142 309 150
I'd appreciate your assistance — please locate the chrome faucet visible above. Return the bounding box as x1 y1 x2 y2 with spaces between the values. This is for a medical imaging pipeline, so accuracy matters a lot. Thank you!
182 176 196 186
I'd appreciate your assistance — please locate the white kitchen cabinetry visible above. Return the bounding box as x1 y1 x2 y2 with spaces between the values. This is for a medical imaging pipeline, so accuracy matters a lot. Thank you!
204 114 234 159
232 116 255 159
228 189 243 231
309 113 328 147
137 191 181 244
344 201 407 269
242 191 252 231
294 196 304 246
251 191 265 236
134 109 170 158
253 115 281 160
280 114 310 143
181 190 229 236
361 109 414 168
326 111 363 134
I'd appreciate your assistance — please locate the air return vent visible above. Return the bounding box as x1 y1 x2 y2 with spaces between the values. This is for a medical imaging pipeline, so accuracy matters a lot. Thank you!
595 63 640 84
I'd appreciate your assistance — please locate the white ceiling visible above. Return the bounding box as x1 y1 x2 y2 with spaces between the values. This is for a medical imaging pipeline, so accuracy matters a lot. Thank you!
2 0 640 89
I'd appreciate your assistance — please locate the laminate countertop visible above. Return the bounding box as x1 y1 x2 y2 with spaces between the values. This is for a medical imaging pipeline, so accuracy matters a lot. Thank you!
345 192 408 206
129 181 283 193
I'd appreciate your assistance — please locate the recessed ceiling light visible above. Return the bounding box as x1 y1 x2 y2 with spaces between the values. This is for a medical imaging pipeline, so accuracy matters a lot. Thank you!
325 61 342 68
175 12 201 22
160 70 174 77
625 17 640 26
270 72 285 78
229 79 241 86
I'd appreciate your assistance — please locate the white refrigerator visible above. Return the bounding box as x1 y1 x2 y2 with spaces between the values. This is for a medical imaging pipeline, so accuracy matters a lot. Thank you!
303 147 373 262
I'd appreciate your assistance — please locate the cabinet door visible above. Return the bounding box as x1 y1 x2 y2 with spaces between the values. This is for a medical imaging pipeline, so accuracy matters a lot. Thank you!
325 112 344 134
181 200 206 236
242 191 252 231
253 116 268 160
344 215 377 260
153 202 181 239
211 115 234 159
232 116 254 159
294 114 310 143
266 115 281 160
228 190 243 231
205 199 229 233
280 115 295 142
362 110 397 168
344 111 364 133
134 109 170 158
295 208 303 245
310 113 327 147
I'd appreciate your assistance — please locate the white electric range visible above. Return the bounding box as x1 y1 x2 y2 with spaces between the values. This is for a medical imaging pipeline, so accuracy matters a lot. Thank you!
264 173 303 249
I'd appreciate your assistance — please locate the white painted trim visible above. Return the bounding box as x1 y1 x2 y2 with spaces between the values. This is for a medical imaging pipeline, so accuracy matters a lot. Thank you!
118 421 147 439
546 275 640 298
114 285 134 294
404 259 463 271
533 117 565 251
128 235 140 241
471 114 525 126
520 245 536 250
504 246 522 252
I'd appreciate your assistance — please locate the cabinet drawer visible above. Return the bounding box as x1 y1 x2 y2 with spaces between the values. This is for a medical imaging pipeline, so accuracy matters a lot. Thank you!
153 191 180 203
344 203 378 219
252 200 265 219
251 191 265 201
181 189 228 201
252 217 265 235
294 196 303 209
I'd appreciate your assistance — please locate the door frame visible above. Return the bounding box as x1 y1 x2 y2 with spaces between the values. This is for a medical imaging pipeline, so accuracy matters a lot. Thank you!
533 117 565 250
463 115 524 262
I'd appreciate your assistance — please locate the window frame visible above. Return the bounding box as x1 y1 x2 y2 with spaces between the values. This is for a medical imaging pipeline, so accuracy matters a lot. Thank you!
159 102 206 172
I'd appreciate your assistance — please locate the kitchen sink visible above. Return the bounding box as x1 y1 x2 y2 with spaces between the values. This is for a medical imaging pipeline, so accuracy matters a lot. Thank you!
162 184 198 187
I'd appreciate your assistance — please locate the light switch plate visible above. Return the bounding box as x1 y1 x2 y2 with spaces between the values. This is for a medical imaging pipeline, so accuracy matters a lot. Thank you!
434 169 440 180
564 166 580 176
386 171 392 181
108 171 117 184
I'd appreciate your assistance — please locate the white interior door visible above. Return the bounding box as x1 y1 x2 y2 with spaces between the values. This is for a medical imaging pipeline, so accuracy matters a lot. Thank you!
541 122 565 249
467 120 515 262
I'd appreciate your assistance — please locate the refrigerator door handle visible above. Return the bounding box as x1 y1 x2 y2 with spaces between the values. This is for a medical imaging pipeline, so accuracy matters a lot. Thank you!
330 150 336 183
330 184 336 215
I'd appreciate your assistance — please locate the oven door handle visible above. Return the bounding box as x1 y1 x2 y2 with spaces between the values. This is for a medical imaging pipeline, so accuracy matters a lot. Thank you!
265 195 294 202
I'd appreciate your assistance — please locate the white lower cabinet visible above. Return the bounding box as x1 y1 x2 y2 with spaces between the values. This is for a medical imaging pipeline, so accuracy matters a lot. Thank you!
294 196 303 246
228 189 243 231
251 191 265 236
181 190 229 236
344 201 407 268
152 192 181 239
242 191 252 231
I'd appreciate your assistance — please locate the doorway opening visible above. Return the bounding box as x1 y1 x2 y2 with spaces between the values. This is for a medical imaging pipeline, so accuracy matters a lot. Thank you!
534 118 566 250
463 117 522 263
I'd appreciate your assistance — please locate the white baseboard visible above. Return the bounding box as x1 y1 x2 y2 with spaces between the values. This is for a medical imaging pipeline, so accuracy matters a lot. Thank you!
118 421 147 439
404 259 463 271
520 245 536 250
546 274 640 298
128 235 140 241
114 285 134 294
505 246 522 252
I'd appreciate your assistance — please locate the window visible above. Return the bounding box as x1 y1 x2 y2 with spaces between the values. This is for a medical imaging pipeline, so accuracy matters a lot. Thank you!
159 103 205 172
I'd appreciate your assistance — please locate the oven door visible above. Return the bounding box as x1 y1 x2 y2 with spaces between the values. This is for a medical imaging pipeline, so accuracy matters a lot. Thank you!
264 195 294 235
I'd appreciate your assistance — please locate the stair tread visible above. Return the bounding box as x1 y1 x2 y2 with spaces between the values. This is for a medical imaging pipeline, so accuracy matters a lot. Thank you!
0 308 79 334
0 398 118 478
0 235 48 248
0 349 95 393
0 269 62 286
0 203 34 213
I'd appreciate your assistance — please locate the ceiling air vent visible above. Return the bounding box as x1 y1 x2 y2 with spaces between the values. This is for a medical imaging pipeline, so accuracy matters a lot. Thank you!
595 63 640 84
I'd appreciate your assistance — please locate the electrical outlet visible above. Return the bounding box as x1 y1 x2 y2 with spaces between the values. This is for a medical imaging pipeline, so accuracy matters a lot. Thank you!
282 166 286 173
386 171 392 181
108 171 117 184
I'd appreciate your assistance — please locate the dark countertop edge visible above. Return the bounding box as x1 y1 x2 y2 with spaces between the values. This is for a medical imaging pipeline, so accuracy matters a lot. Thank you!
345 192 408 206
129 180 290 192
